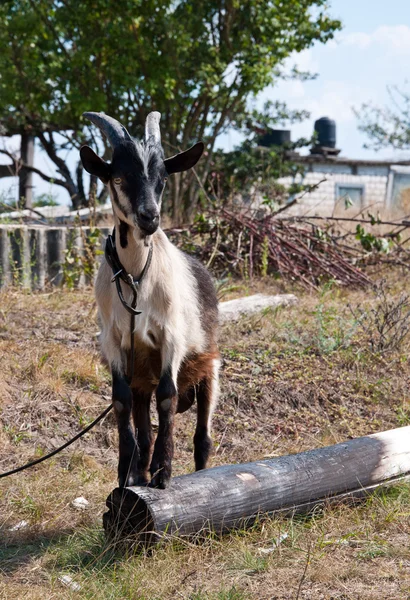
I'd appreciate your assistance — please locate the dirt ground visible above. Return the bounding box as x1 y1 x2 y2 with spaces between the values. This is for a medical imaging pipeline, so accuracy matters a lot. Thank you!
0 274 409 599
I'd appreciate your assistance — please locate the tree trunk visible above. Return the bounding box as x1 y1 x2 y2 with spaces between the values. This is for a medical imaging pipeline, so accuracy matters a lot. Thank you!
98 186 109 204
185 176 203 222
18 134 35 209
171 173 182 224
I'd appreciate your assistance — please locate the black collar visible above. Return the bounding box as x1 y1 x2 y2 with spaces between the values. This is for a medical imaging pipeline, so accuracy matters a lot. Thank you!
104 227 153 316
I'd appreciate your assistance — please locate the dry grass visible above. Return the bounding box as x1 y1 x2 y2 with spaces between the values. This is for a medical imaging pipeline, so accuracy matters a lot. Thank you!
1 273 410 599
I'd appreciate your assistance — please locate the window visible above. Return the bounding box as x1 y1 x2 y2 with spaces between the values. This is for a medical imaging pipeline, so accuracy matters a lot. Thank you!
387 167 410 209
335 183 365 207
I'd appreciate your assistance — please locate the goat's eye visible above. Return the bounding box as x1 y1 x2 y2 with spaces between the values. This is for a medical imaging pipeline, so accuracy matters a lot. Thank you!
113 177 122 185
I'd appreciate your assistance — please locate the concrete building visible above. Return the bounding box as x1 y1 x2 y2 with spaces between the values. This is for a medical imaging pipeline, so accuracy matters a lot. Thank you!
275 118 410 216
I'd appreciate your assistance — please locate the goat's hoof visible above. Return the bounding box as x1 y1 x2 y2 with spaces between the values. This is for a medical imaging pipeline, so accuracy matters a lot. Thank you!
118 474 127 488
118 472 138 488
149 469 170 489
134 474 150 486
149 477 168 489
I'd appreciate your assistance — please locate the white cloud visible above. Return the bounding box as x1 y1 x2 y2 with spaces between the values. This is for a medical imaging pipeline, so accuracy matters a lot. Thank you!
301 81 371 124
373 25 410 53
259 21 410 159
286 80 306 99
273 48 320 81
341 31 371 49
269 79 306 101
292 48 320 74
341 25 410 55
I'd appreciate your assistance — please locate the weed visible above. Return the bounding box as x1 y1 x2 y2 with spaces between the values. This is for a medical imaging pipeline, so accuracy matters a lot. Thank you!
357 541 389 560
277 283 360 356
37 352 50 369
61 369 96 388
215 278 247 302
62 219 103 289
3 424 30 444
260 235 269 277
355 223 393 253
241 253 249 281
232 548 269 574
349 279 410 353
397 406 410 426
190 588 247 600
312 282 359 354
46 526 118 573
10 494 43 522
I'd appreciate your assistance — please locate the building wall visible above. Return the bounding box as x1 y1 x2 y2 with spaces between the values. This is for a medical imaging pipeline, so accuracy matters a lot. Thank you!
278 163 390 216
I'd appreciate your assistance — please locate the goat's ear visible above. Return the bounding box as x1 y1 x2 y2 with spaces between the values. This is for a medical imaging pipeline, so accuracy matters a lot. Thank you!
80 145 111 183
164 141 204 175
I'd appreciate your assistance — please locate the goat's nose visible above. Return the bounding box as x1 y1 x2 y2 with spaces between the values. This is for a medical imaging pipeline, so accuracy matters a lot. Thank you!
137 207 160 233
138 207 159 223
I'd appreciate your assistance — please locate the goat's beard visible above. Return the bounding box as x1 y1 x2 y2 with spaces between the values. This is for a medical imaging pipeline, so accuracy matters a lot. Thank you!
131 225 151 246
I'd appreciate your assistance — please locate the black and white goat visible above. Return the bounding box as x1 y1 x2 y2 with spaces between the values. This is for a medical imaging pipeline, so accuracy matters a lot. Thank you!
80 112 219 489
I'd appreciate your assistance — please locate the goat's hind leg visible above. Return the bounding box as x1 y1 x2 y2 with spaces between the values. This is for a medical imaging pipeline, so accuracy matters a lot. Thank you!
112 368 139 487
194 359 220 471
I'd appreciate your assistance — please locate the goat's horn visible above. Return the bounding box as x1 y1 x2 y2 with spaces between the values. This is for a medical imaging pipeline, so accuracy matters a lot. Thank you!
145 111 161 144
83 112 132 147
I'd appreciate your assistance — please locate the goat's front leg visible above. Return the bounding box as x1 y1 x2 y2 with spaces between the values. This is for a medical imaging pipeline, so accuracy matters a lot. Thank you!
98 292 139 488
150 367 178 489
132 388 153 485
112 368 139 488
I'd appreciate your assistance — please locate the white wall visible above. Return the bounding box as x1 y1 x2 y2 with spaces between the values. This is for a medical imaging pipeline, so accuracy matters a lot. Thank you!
279 163 390 216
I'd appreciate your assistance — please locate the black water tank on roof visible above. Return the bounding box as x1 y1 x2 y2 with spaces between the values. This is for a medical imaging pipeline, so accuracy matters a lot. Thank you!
314 117 336 148
258 129 291 147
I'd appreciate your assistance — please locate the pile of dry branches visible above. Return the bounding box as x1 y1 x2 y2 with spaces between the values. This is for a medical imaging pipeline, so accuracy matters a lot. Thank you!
167 208 410 289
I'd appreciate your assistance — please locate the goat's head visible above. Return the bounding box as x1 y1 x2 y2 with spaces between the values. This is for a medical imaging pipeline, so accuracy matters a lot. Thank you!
80 112 204 236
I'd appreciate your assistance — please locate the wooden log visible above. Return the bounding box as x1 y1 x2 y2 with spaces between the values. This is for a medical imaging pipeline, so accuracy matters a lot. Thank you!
103 426 410 547
219 293 298 322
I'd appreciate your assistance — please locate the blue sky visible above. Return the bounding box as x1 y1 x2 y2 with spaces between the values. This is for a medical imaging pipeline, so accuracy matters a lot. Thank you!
220 0 410 158
1 0 410 205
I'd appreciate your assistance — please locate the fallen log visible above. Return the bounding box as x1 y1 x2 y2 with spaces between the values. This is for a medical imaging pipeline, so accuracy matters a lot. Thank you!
103 426 410 547
219 293 298 322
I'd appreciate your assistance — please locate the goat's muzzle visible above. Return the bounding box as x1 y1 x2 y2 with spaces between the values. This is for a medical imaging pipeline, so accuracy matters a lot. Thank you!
136 208 160 235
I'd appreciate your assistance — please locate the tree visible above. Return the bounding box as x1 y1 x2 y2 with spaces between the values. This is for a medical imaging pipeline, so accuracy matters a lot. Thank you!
209 101 313 209
0 0 341 221
355 85 410 151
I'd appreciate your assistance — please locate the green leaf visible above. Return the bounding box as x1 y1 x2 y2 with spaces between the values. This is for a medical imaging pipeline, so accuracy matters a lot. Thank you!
0 0 341 217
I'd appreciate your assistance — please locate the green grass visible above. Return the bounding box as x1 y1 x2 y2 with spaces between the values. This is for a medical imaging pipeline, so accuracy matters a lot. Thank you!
1 280 410 599
2 481 408 599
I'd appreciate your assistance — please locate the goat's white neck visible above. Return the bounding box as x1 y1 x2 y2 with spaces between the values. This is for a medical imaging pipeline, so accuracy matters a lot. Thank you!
113 216 152 278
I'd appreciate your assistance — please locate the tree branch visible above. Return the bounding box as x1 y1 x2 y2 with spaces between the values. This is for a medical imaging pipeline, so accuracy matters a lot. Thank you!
27 0 70 60
37 132 78 199
76 160 86 204
0 163 17 179
0 149 71 189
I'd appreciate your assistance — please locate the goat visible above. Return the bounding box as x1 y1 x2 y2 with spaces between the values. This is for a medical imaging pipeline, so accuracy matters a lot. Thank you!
80 112 219 489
